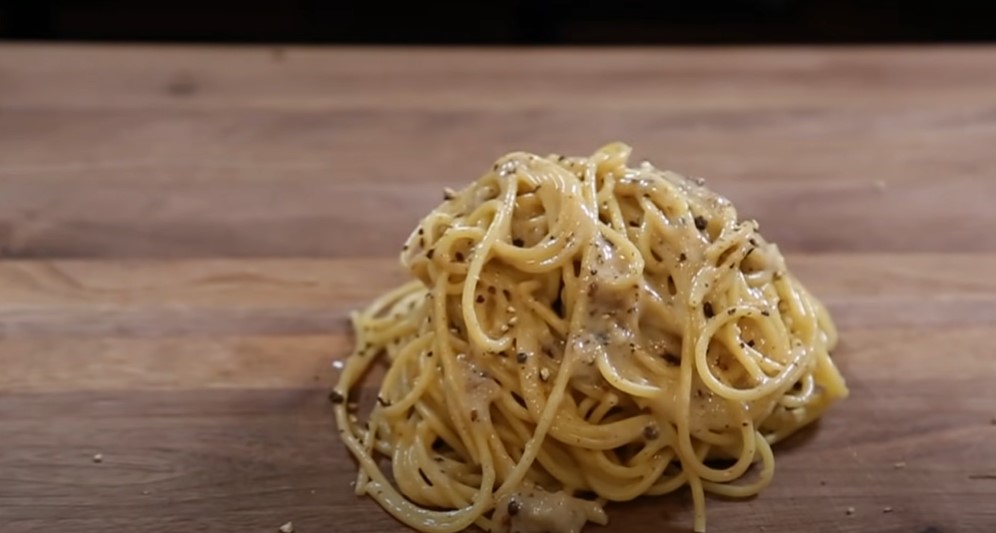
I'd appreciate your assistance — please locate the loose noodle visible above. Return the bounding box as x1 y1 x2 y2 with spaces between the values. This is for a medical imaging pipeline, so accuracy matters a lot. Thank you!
333 143 848 533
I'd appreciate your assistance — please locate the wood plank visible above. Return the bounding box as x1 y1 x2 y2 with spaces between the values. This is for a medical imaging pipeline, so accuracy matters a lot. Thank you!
2 325 994 393
2 106 992 185
2 343 993 533
0 255 995 339
1 166 992 257
2 45 996 112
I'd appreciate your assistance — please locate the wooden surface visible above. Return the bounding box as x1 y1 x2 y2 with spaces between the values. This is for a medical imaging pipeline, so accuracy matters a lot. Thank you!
1 45 995 533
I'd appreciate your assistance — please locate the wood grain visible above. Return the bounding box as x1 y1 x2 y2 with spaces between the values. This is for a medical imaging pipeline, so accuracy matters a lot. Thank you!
0 255 995 339
0 335 346 392
2 325 995 391
2 45 996 533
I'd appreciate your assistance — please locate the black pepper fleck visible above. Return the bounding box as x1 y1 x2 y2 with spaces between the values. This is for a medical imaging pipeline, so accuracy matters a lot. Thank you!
508 499 521 516
694 215 708 230
703 302 715 318
418 468 434 486
728 308 736 316
426 249 435 259
517 352 528 363
679 253 687 262
328 390 345 404
476 295 485 303
643 425 660 440
470 409 479 422
761 310 771 317
747 340 755 348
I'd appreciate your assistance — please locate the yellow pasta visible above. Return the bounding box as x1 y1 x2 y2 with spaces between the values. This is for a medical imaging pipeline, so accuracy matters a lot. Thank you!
332 142 848 533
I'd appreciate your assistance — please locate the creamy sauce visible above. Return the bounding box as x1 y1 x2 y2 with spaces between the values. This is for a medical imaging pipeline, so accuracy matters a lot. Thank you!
456 353 502 420
492 485 592 533
575 225 734 433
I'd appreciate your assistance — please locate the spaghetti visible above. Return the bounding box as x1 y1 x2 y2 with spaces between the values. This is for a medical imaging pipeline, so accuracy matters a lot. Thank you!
332 143 848 533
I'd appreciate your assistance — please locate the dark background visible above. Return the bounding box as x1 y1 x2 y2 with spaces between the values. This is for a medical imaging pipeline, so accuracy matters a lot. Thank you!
2 0 995 44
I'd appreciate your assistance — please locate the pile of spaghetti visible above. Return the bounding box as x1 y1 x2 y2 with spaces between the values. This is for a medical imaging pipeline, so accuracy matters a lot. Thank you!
332 143 848 533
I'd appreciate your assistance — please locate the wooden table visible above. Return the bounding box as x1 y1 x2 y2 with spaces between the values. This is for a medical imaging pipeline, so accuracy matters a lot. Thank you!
1 45 995 533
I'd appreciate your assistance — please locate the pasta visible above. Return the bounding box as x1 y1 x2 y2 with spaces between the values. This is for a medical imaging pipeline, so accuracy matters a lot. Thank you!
332 142 848 533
